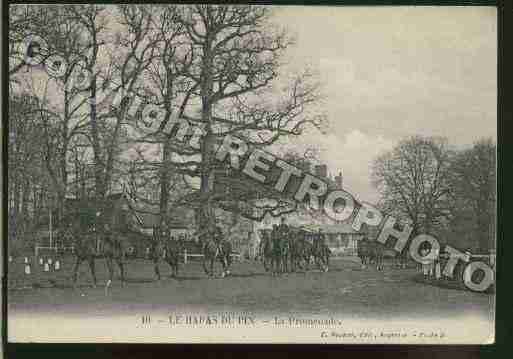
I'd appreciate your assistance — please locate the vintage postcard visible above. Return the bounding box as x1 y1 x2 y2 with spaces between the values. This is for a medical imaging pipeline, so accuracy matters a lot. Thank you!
6 4 496 344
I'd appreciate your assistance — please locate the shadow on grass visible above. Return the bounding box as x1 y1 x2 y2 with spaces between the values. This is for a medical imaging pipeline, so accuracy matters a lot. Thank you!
32 281 98 290
412 273 495 294
123 277 156 284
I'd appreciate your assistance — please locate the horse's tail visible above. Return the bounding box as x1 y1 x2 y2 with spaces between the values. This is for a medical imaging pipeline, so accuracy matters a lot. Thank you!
201 242 211 274
224 241 232 266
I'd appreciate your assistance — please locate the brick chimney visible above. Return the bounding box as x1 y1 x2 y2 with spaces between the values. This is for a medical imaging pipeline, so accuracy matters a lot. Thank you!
335 171 343 189
314 164 327 178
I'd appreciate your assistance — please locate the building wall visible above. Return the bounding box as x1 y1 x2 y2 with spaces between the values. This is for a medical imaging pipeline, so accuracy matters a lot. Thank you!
215 207 253 254
251 210 362 257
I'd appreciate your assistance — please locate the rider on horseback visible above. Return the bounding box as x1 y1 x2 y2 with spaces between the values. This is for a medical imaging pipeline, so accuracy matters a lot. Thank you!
277 217 290 240
211 221 224 255
313 228 326 252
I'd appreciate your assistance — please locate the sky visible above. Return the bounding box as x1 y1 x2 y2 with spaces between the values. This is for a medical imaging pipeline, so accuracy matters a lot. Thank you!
270 6 497 204
13 6 496 205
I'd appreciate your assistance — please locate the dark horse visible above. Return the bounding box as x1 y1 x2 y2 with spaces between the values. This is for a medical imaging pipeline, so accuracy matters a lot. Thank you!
259 229 274 272
198 231 232 277
281 236 292 273
71 226 126 293
270 227 284 276
289 230 315 272
151 227 183 280
312 241 331 272
357 238 385 271
357 238 373 268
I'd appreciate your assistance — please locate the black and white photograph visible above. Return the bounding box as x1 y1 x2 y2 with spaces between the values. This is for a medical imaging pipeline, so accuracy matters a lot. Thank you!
6 4 496 343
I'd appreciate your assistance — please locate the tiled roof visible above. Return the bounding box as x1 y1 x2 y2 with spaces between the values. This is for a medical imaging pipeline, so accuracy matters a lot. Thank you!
298 222 364 234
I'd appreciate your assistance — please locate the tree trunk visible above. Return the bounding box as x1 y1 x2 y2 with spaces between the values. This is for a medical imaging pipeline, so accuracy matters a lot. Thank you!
89 75 106 224
198 38 215 228
21 177 30 232
12 180 20 239
159 137 172 227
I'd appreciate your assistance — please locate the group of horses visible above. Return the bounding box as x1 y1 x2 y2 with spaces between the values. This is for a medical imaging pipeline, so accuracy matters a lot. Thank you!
68 224 234 293
357 238 408 271
257 228 332 276
64 222 409 293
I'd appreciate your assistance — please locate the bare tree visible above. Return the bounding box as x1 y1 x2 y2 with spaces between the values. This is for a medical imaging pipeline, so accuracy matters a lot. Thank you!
24 6 97 223
155 5 324 226
68 5 159 225
449 138 496 252
130 5 197 227
372 136 453 235
8 94 50 239
8 5 45 77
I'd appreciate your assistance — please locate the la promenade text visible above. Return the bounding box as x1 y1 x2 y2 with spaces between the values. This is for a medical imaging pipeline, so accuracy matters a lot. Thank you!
141 314 343 327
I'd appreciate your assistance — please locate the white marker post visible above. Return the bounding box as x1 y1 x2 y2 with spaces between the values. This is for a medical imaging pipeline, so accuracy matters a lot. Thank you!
25 263 31 275
49 204 53 251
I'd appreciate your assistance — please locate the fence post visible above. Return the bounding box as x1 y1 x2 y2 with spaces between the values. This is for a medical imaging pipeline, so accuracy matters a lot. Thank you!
184 248 188 264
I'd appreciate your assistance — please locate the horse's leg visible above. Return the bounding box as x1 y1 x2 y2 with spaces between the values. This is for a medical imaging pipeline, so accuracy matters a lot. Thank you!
116 257 125 287
88 257 97 288
207 257 213 278
221 253 229 277
202 255 210 276
165 256 174 278
154 257 161 280
226 254 231 276
263 254 269 272
174 256 179 277
105 256 114 295
165 258 172 278
72 257 82 289
220 256 226 278
298 254 304 271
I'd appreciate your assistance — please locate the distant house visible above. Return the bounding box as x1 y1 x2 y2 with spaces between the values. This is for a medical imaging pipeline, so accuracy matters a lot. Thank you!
130 207 194 240
253 209 363 257
301 223 363 256
34 193 141 245
248 164 367 256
